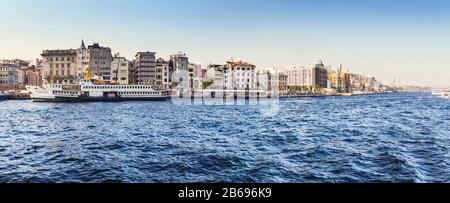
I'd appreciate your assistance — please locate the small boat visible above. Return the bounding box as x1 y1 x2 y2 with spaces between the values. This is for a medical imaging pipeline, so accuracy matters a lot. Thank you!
0 92 7 101
5 90 31 100
440 90 449 99
431 92 441 96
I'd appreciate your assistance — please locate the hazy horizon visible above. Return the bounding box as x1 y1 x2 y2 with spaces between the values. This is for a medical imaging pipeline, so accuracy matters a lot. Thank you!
1 0 449 87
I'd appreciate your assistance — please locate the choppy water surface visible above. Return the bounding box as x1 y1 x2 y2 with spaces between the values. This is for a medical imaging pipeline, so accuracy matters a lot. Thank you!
0 93 449 183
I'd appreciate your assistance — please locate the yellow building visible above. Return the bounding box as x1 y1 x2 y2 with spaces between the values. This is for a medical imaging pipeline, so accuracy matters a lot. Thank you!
328 71 350 93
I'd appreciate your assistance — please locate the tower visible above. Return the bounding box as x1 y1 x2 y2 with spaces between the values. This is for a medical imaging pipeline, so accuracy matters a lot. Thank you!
80 39 86 49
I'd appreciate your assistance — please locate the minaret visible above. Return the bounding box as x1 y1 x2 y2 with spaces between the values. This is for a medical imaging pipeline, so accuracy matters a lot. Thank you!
80 38 86 49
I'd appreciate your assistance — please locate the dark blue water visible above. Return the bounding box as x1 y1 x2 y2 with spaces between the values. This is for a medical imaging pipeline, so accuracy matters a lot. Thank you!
0 93 449 183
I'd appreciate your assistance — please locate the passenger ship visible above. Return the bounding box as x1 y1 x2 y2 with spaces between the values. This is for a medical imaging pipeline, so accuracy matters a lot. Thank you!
26 80 170 102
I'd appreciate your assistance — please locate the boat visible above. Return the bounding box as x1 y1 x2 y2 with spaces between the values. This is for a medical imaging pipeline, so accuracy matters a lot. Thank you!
440 90 449 99
5 90 31 100
26 80 170 102
431 92 441 96
0 92 7 101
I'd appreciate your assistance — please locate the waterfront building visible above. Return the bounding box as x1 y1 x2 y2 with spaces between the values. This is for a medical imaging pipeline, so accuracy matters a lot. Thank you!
257 68 287 96
41 49 78 84
205 64 225 89
257 71 272 91
1 59 43 87
196 68 207 90
205 60 257 90
224 60 257 90
1 59 31 87
155 58 170 90
0 59 30 69
256 69 275 91
128 60 135 84
77 41 112 83
312 62 329 88
17 67 27 87
169 52 189 86
35 59 43 71
279 73 288 96
328 70 350 93
0 63 19 87
27 67 42 87
170 52 189 73
285 62 328 93
286 65 314 88
189 63 202 91
134 51 156 85
110 54 129 85
349 73 368 91
76 40 89 79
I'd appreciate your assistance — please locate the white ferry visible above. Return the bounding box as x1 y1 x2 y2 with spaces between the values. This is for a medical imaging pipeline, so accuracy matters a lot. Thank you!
26 80 169 102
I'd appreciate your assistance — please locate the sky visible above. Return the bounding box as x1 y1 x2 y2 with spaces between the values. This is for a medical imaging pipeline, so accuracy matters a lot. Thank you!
0 0 449 87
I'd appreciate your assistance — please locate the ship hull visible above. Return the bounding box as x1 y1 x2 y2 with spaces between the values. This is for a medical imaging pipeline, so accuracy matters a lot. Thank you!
31 96 170 103
26 84 171 103
0 95 7 101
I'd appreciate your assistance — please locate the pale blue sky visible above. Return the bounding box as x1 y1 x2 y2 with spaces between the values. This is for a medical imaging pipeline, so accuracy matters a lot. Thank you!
0 0 449 87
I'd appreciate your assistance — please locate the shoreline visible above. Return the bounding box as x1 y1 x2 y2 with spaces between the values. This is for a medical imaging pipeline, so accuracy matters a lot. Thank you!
0 91 429 102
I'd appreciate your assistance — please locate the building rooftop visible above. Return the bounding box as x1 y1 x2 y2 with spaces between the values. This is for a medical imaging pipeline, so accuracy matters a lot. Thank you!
226 60 255 67
135 51 156 56
41 49 77 56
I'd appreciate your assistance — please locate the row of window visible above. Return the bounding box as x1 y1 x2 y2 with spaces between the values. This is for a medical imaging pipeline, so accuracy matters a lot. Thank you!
50 63 72 68
54 70 71 76
119 92 163 95
84 85 154 89
234 68 255 71
54 91 78 95
47 57 75 62
0 68 14 71
225 75 255 78
112 77 128 81
112 70 128 74
224 79 253 83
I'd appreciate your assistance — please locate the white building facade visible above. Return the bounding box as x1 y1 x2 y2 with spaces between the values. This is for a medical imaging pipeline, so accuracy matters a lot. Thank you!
111 55 129 85
224 61 257 90
285 65 314 87
155 58 170 90
189 63 202 90
205 61 257 90
41 49 78 84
